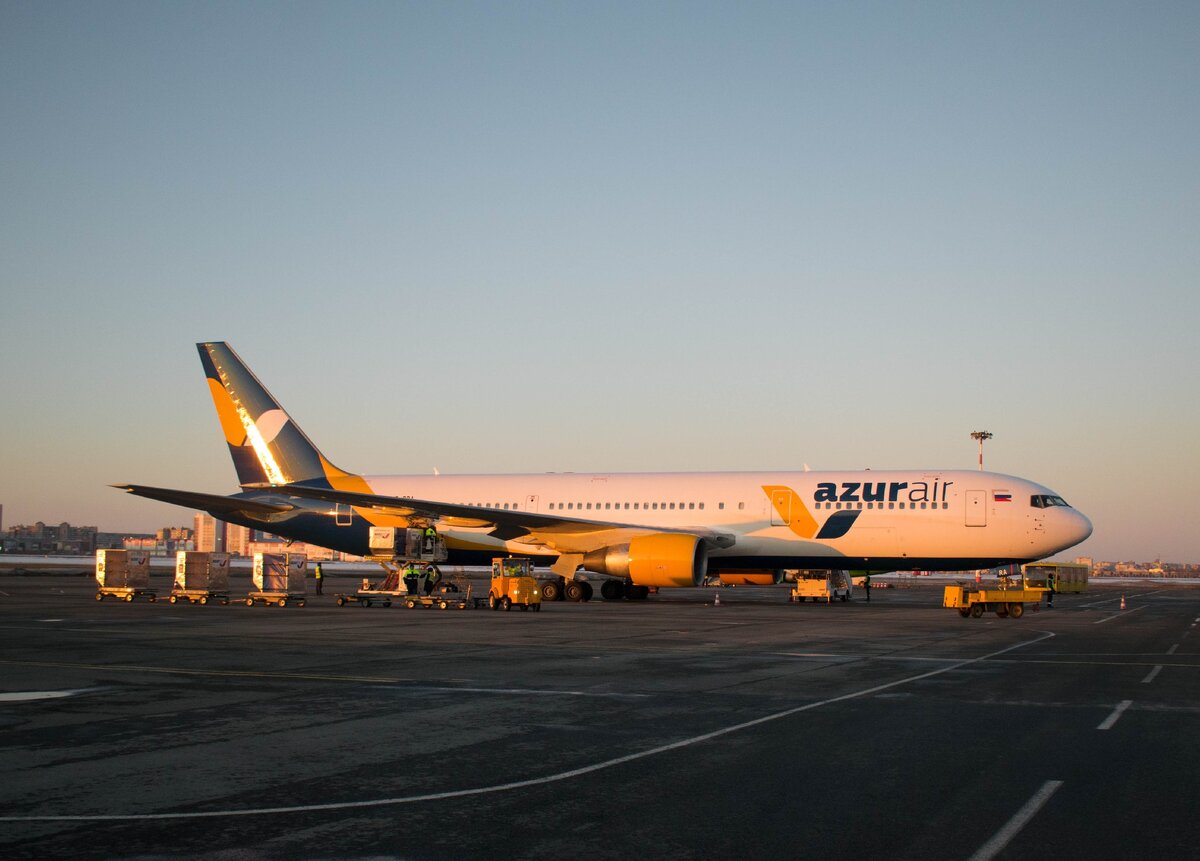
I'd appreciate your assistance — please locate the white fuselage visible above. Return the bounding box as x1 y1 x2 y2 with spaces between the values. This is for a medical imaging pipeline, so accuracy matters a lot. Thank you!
355 469 1092 569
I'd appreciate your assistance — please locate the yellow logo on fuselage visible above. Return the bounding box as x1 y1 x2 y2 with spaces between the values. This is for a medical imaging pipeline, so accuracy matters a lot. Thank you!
761 485 819 539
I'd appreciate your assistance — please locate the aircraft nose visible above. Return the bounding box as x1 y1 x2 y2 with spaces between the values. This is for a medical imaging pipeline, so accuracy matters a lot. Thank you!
1068 510 1094 547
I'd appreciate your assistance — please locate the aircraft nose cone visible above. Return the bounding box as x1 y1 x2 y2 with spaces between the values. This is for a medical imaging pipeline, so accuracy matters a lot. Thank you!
1069 510 1094 547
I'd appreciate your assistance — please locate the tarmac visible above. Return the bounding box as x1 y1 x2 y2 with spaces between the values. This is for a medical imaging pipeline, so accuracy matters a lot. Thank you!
1 573 1197 860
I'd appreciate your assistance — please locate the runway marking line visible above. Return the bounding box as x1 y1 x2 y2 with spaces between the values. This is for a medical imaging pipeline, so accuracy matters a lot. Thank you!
966 780 1064 861
0 631 1056 822
1141 666 1163 684
1097 699 1133 730
1167 644 1179 655
1092 606 1145 625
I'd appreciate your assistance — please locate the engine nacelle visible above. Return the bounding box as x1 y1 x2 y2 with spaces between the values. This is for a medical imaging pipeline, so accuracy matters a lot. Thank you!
714 569 785 586
582 533 707 588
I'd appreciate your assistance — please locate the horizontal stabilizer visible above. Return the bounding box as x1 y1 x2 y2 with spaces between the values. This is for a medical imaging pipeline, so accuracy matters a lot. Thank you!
112 484 296 519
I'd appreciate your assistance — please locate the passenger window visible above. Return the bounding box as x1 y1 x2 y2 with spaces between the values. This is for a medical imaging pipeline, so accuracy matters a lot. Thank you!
738 502 745 510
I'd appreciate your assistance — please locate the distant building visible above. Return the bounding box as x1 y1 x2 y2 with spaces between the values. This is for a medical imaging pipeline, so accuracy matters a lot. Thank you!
4 521 99 554
194 514 252 556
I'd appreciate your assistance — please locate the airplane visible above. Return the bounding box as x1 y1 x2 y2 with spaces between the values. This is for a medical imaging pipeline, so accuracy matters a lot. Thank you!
116 342 1093 601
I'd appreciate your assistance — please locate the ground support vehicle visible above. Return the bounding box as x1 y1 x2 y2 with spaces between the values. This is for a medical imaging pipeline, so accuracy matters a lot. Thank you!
246 552 307 607
943 583 1046 619
169 589 230 605
96 586 158 603
95 549 157 602
245 591 306 608
170 551 231 605
489 558 542 611
403 584 473 610
789 569 852 603
1023 561 1090 594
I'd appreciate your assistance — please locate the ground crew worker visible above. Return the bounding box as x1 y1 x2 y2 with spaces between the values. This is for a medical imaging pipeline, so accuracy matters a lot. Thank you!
1047 569 1056 608
314 562 324 595
402 563 419 596
863 573 871 602
423 565 440 595
423 526 437 555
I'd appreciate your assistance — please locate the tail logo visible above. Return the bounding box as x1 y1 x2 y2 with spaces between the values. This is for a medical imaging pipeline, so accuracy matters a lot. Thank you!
206 378 288 484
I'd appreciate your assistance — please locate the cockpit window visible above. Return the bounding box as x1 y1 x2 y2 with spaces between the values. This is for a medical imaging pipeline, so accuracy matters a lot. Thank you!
1030 494 1071 509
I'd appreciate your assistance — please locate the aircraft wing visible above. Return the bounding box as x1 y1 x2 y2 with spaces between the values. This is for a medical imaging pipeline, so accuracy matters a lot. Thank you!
277 482 737 552
113 484 298 521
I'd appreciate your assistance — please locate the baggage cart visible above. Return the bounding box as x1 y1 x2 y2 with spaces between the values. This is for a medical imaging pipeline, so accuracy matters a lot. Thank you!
789 569 852 603
246 552 307 607
170 551 231 605
95 549 157 602
402 583 473 610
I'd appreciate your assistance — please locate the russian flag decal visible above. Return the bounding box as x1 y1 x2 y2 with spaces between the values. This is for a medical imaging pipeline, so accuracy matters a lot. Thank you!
994 492 1012 502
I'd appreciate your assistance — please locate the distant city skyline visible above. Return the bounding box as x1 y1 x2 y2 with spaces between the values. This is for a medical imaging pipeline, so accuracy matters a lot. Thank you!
3 3 1198 562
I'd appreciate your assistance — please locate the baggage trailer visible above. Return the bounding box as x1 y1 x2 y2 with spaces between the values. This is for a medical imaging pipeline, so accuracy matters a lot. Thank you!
170 551 231 605
789 569 852 603
943 580 1047 619
95 549 157 602
403 583 473 610
334 565 406 607
246 553 307 607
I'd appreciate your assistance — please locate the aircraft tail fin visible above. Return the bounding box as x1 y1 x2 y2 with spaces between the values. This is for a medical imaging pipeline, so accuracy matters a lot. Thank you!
197 342 350 488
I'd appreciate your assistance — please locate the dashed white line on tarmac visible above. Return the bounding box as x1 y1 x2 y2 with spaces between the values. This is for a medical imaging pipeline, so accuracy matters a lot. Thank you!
966 780 1064 861
1167 644 1179 655
1093 606 1145 624
1097 699 1133 730
0 631 1056 822
1142 665 1163 684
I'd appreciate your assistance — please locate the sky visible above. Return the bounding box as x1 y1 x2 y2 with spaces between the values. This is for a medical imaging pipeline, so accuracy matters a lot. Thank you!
2 1 1197 563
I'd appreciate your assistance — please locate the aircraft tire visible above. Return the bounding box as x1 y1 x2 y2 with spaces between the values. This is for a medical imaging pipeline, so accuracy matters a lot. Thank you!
564 581 585 602
600 580 625 600
540 580 562 602
580 581 593 601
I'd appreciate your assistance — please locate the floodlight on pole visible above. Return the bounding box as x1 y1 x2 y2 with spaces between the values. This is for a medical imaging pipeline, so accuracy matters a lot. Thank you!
970 431 993 471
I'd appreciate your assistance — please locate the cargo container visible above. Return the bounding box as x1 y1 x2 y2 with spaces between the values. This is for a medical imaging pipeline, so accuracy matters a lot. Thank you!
170 551 231 605
95 549 157 602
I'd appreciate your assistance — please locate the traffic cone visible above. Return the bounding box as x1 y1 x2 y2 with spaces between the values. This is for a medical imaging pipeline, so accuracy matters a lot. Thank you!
1120 594 1126 610
714 592 721 606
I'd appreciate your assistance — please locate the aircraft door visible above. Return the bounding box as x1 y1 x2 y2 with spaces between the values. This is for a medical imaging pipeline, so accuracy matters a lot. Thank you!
965 491 986 527
525 494 539 513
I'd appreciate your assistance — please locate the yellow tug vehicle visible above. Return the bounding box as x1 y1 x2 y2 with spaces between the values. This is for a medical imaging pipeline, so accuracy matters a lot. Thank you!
489 558 542 611
944 570 1046 619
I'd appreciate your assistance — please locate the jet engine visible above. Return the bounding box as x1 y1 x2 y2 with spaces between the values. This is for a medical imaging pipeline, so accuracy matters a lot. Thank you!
582 533 707 588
